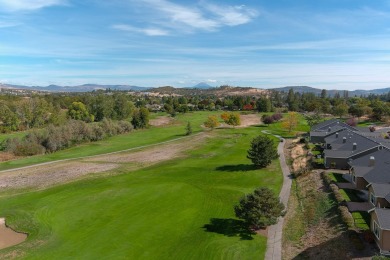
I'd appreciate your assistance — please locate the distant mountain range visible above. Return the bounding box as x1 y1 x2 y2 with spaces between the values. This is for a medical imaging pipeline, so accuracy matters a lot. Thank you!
0 83 147 92
270 86 390 97
1 82 390 96
190 82 215 89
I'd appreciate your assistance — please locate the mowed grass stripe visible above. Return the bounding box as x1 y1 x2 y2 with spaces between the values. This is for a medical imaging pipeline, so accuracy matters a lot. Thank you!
0 127 282 259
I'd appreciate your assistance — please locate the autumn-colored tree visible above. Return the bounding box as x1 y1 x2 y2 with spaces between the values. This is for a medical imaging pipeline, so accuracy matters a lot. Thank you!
204 115 220 129
243 104 253 111
220 112 229 122
282 112 298 133
221 112 241 126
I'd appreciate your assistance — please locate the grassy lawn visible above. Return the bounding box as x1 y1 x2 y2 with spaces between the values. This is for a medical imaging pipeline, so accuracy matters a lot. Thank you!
338 189 366 202
257 113 309 138
357 120 382 127
0 111 222 171
351 212 370 230
328 173 349 183
0 124 283 259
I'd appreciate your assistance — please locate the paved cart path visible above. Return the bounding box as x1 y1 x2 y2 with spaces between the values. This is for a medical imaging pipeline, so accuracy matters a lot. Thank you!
262 131 293 260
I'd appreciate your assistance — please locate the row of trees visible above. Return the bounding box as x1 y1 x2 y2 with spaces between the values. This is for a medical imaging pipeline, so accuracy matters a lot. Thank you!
234 135 284 230
1 87 390 133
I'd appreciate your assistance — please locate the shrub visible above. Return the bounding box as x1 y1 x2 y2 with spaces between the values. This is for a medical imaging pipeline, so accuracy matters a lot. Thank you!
340 206 354 229
5 138 45 156
117 120 134 133
271 113 283 121
262 116 274 125
330 184 344 203
346 118 357 127
322 172 333 186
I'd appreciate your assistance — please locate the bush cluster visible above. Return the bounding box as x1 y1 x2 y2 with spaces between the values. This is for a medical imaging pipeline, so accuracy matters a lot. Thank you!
3 119 133 156
321 172 355 229
262 113 283 124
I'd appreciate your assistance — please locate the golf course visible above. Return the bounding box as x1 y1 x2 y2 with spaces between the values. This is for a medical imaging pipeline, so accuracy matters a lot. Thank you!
0 112 284 259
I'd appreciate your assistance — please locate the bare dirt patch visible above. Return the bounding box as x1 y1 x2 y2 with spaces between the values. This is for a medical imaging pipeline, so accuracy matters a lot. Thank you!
239 114 261 127
0 162 118 189
0 218 27 250
87 132 209 164
290 141 308 172
149 116 174 127
0 133 210 190
219 114 261 128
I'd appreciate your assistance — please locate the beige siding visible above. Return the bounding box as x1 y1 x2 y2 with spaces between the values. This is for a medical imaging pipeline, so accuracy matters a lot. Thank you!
371 212 390 252
383 230 390 252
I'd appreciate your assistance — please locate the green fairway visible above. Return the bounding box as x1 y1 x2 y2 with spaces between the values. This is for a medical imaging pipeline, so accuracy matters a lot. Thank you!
0 125 282 259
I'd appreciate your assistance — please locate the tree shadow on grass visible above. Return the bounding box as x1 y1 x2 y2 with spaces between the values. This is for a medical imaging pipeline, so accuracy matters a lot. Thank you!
203 218 255 240
215 164 257 172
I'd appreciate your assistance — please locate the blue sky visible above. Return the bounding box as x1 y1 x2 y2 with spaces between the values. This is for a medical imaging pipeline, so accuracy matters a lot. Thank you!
1 0 390 90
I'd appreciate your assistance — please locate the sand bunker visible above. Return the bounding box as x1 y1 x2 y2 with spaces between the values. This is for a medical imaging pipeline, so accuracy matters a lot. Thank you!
0 218 27 250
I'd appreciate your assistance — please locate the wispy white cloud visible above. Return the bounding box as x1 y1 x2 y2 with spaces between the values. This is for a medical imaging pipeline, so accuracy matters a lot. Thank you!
0 0 65 12
112 24 169 36
141 0 218 31
137 0 258 32
203 3 258 26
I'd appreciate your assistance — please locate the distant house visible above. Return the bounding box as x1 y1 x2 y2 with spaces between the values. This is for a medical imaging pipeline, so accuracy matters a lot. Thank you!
323 130 382 169
370 208 390 255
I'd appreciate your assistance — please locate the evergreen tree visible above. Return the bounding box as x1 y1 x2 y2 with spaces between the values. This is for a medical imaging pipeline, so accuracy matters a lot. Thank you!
247 135 279 168
234 187 285 229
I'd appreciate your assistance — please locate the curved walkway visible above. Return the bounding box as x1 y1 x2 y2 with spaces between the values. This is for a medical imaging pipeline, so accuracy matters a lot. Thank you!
262 131 293 260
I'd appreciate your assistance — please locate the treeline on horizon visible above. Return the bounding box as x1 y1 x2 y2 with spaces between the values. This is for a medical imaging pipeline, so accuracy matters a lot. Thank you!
0 88 390 156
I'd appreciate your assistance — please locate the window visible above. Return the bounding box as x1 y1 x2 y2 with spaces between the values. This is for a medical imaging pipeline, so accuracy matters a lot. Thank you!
370 192 377 206
372 220 380 240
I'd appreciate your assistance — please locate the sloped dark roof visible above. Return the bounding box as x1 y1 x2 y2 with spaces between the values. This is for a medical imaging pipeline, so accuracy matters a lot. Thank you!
311 119 340 131
324 130 381 158
373 208 390 230
350 148 390 183
371 183 390 199
312 119 359 132
310 126 347 137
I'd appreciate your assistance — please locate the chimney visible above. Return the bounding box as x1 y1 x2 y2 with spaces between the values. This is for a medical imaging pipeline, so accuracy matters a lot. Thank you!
369 156 375 167
353 143 357 150
328 127 331 132
343 137 347 143
336 132 339 138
